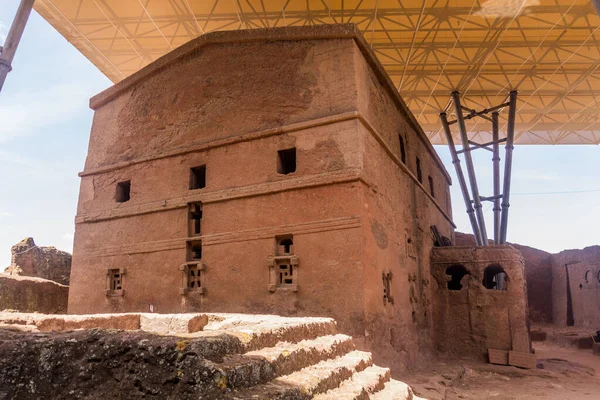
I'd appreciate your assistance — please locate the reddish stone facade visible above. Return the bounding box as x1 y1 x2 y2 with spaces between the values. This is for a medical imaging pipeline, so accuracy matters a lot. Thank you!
430 246 531 359
70 25 454 368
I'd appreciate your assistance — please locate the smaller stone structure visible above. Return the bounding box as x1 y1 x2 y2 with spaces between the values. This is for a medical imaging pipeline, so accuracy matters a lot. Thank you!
0 274 68 314
4 237 71 285
552 245 600 328
0 313 419 399
430 245 532 360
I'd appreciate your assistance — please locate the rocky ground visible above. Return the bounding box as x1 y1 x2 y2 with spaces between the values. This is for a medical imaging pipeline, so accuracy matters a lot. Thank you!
399 341 600 400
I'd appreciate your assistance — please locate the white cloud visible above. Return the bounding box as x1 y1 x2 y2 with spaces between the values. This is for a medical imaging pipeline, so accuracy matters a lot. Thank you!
0 82 93 144
0 211 13 218
0 22 7 42
61 232 74 241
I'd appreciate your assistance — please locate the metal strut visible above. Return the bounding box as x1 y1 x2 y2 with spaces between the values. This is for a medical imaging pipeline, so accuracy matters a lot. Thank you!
452 91 488 246
440 112 483 246
492 112 501 244
441 91 518 245
0 0 35 93
499 91 518 244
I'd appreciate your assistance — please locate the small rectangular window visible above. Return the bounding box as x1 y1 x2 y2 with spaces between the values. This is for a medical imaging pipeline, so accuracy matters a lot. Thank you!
187 240 203 261
428 175 435 198
188 264 202 290
116 181 131 203
188 202 203 236
106 268 125 296
398 134 406 164
277 148 296 175
190 165 206 190
416 157 422 183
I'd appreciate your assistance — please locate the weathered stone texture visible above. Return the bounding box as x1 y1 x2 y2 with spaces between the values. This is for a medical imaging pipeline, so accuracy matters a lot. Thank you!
70 24 454 370
0 313 414 399
455 232 553 323
551 245 600 327
430 246 532 359
455 232 600 328
4 237 72 285
0 274 68 314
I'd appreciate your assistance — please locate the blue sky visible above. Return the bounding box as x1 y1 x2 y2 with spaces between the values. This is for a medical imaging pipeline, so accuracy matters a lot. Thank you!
0 3 599 268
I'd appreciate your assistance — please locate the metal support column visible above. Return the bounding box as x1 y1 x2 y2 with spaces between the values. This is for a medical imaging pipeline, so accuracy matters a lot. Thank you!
452 91 488 245
499 91 518 244
0 0 35 93
440 112 483 245
492 112 501 243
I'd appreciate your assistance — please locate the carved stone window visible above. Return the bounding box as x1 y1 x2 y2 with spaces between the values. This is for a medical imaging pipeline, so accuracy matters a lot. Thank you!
482 264 507 290
398 134 406 164
116 181 131 203
446 265 470 290
106 268 125 296
277 148 296 175
190 165 206 190
180 262 204 295
269 235 298 291
187 240 203 261
383 272 394 305
188 202 203 236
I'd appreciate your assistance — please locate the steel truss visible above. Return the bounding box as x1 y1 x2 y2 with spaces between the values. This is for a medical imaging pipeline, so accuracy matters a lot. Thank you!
440 91 518 246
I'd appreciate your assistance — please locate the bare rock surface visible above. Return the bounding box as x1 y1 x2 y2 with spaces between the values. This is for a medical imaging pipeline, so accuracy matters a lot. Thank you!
0 274 68 314
0 312 414 399
4 237 71 285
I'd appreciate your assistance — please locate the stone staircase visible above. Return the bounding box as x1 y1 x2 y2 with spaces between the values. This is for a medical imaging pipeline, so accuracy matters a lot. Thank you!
0 312 420 399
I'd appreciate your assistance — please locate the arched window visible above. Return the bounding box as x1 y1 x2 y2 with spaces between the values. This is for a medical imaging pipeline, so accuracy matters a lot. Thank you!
446 265 470 290
398 134 406 164
482 264 507 290
584 269 591 283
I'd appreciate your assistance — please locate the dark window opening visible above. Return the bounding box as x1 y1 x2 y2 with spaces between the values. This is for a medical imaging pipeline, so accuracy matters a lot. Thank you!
382 272 394 305
187 241 203 260
277 148 296 175
279 264 294 285
189 202 203 236
416 157 422 183
109 269 122 291
116 181 131 203
446 265 470 290
190 165 206 190
482 264 507 290
584 269 591 284
428 175 435 198
188 265 201 290
277 236 294 255
398 134 406 164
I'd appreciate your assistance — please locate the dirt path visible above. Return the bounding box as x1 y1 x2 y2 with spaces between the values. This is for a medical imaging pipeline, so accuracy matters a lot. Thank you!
396 342 600 399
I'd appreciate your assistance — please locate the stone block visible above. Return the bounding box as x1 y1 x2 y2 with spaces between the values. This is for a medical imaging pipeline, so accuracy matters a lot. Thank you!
509 350 537 369
0 274 68 314
488 349 509 365
36 314 141 332
139 313 208 334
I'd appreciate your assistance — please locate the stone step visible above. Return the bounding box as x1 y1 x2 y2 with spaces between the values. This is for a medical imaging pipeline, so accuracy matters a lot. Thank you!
371 378 414 400
225 350 373 399
275 350 373 395
216 334 356 389
312 365 391 400
207 315 338 351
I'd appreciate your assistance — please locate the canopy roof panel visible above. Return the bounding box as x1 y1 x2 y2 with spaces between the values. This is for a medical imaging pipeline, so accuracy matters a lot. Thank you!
34 0 600 144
